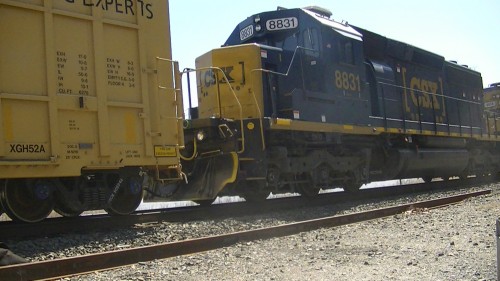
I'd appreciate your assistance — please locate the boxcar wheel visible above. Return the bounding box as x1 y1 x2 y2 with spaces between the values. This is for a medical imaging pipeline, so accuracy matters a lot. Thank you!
105 175 144 216
54 178 84 217
54 204 83 218
0 179 54 223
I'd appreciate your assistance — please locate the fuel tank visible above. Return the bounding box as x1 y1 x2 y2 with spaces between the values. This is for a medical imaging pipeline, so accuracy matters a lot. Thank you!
388 148 469 179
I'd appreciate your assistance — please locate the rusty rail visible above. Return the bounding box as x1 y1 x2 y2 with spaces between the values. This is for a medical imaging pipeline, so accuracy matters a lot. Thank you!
1 176 493 241
0 189 491 280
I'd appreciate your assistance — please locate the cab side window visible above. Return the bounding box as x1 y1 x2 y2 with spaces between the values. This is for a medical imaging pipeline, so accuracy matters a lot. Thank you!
303 28 320 58
338 36 354 65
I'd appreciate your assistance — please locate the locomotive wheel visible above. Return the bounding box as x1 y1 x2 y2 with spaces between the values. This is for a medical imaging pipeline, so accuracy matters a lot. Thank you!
0 179 54 223
105 175 144 216
342 172 361 193
422 176 433 183
441 176 450 182
194 198 216 206
296 173 319 197
242 181 270 202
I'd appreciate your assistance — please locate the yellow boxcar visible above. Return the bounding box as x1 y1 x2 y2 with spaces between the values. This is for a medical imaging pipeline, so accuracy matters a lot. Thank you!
0 0 183 222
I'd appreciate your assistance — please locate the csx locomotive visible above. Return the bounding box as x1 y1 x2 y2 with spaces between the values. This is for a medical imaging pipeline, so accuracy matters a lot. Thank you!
176 6 500 202
1 1 498 223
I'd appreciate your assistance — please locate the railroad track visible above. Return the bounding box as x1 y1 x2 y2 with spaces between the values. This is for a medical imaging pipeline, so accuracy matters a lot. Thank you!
0 189 491 280
0 176 494 241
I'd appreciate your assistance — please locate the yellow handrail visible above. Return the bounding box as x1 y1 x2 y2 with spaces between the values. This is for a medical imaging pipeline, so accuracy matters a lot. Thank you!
182 67 246 154
179 138 197 161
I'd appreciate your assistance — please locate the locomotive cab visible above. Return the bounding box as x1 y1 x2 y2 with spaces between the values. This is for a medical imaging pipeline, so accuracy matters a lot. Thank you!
217 7 370 125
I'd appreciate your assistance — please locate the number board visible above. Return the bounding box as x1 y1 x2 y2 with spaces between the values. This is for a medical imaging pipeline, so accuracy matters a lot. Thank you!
240 25 254 41
266 17 298 31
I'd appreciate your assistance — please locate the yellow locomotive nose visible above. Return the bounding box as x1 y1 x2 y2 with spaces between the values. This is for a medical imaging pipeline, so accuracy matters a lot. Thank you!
195 44 266 121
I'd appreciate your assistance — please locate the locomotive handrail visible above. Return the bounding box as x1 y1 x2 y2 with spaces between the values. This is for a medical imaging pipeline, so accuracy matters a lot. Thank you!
256 46 318 78
377 82 482 106
179 138 198 161
181 67 246 154
246 46 318 151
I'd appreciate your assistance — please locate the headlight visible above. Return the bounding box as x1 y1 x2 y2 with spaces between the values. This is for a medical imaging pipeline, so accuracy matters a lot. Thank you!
255 24 262 32
196 130 206 142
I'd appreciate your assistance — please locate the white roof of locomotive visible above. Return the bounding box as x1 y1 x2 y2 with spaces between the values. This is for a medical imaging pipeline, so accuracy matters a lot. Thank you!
302 8 363 41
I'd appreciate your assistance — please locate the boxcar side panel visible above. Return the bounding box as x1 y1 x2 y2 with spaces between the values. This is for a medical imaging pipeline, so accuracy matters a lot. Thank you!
0 0 181 178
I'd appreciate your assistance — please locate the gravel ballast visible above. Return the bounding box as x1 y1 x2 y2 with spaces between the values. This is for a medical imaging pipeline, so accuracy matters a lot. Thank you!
63 184 500 281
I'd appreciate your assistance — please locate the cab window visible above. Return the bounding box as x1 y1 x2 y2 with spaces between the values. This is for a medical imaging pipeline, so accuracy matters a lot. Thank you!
338 36 355 65
303 28 320 57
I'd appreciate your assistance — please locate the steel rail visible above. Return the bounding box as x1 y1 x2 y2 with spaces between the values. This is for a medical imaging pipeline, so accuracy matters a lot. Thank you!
0 176 492 241
0 189 491 281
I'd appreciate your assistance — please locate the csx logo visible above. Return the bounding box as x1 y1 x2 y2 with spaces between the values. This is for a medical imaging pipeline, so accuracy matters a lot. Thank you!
408 77 441 110
202 66 235 87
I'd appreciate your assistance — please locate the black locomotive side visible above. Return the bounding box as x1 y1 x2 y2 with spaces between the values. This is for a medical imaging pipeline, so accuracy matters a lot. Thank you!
181 6 500 201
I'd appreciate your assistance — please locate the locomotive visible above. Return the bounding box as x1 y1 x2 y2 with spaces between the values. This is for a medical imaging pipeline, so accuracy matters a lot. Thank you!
484 83 500 113
484 82 500 133
176 6 500 202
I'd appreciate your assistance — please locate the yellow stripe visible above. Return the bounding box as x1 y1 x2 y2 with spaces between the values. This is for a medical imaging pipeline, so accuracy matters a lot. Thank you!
269 119 500 143
276 118 291 126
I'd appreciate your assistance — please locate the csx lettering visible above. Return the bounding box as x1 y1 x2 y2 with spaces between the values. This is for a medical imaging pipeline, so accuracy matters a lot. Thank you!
203 70 216 87
202 66 235 88
409 77 440 110
334 70 361 92
64 0 154 19
10 144 46 153
219 66 235 83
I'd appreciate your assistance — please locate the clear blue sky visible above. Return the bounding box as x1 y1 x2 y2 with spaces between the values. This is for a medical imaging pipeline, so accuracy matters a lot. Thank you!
170 0 499 88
